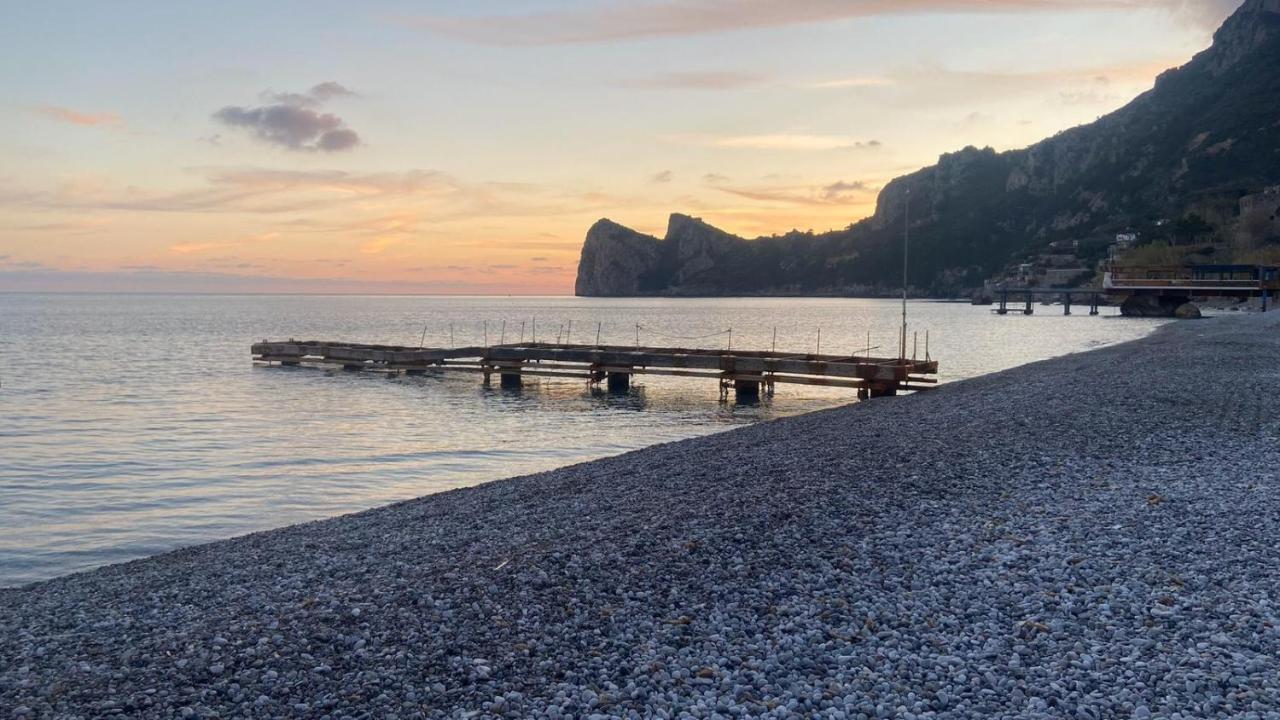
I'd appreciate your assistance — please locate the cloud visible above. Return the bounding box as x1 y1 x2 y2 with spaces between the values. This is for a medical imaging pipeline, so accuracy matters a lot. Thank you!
169 231 280 254
213 106 360 152
213 82 361 152
650 170 674 183
805 76 896 89
16 217 113 233
359 237 406 254
410 0 1155 46
34 105 122 127
621 70 770 90
821 180 868 201
810 58 1183 110
670 134 883 151
703 173 730 184
716 179 877 206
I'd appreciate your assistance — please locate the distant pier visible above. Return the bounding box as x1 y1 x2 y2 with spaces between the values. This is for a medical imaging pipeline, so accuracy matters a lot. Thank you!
991 287 1102 316
252 340 939 400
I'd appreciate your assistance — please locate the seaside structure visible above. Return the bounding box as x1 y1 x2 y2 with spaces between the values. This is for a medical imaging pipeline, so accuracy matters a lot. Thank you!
1104 264 1280 315
251 339 939 400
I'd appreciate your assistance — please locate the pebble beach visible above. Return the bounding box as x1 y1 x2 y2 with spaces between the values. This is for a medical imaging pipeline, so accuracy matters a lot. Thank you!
3 313 1279 719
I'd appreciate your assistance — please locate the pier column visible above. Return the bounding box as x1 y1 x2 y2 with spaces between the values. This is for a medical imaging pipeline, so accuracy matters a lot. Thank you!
1063 293 1072 316
281 360 300 366
499 371 523 389
1024 295 1034 315
606 371 631 392
997 291 1009 315
1090 293 1100 316
734 377 762 401
868 384 898 398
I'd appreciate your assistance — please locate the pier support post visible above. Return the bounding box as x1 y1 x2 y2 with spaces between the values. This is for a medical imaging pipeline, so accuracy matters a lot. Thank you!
606 371 631 393
499 371 523 389
734 377 762 401
1090 293 1100 316
997 291 1009 315
1063 293 1072 316
1024 295 1034 315
868 384 898 398
281 360 300 367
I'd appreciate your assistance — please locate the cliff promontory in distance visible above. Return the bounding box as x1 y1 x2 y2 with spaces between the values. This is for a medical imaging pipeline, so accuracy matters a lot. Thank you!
576 0 1280 298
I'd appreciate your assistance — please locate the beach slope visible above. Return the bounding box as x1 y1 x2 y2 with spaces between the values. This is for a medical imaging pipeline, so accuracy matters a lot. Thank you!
4 315 1280 718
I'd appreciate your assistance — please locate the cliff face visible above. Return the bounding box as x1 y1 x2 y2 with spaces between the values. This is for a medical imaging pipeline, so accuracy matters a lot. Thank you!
575 0 1280 297
574 220 662 297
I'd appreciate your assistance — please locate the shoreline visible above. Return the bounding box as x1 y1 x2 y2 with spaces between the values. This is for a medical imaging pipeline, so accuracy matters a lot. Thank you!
4 314 1279 717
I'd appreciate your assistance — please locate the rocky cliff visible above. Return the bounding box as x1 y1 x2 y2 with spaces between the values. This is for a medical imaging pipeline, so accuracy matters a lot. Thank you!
575 0 1280 297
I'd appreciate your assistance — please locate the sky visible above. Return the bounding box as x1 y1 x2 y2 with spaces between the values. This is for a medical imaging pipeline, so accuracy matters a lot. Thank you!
0 0 1245 294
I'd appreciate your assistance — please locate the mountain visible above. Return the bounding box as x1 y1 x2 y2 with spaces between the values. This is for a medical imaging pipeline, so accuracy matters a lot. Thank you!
576 0 1280 297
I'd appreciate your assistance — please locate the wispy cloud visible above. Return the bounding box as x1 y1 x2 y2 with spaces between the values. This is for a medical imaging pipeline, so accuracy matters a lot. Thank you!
620 70 770 90
169 231 280 255
213 82 361 152
16 217 113 233
650 170 674 183
34 105 123 127
805 58 1184 109
359 236 406 254
821 180 869 201
713 179 877 206
670 134 883 151
410 0 1156 46
804 76 896 89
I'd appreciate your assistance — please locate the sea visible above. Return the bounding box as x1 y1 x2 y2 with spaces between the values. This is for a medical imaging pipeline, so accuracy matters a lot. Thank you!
0 294 1167 587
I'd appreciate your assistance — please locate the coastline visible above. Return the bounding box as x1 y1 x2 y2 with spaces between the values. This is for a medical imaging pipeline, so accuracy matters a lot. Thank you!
4 314 1279 717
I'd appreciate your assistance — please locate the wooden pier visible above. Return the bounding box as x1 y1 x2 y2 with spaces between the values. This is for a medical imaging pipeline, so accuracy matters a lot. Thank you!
251 340 939 400
991 287 1103 316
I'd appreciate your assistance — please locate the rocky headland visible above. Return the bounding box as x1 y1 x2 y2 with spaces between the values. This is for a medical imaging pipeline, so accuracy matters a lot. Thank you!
576 0 1280 298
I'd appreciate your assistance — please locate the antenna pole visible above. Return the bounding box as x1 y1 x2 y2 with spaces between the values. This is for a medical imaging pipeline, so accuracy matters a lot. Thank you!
901 189 910 360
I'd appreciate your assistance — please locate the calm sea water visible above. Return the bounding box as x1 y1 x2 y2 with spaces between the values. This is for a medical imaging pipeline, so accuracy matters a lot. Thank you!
0 294 1166 586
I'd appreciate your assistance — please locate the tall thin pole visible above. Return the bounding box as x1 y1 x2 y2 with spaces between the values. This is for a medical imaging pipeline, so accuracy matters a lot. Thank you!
771 326 777 353
420 323 428 349
500 320 506 345
484 320 489 348
816 328 821 356
449 323 454 348
901 189 910 360
596 322 602 347
566 320 572 346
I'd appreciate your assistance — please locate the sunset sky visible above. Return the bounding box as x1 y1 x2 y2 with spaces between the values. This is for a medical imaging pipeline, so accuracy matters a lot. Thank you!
0 1 1243 294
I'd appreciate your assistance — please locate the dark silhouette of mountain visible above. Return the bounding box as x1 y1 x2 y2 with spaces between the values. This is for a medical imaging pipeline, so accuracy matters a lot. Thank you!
576 0 1280 297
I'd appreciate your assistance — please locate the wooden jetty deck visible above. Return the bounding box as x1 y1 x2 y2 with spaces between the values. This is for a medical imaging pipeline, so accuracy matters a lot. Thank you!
989 287 1103 316
251 340 939 400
